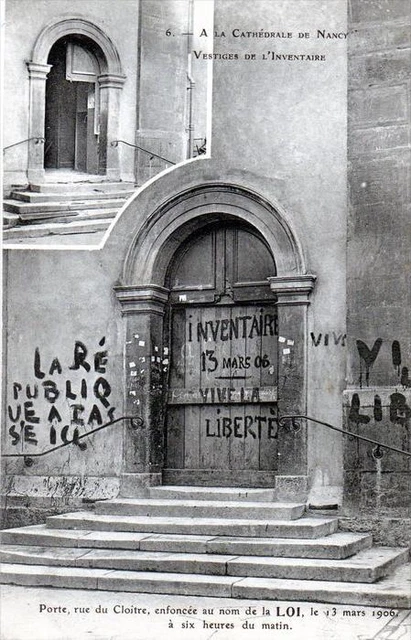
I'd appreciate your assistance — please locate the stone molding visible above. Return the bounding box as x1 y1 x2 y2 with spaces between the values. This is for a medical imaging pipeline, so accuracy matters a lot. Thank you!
31 18 123 75
114 285 169 316
122 183 306 285
268 274 317 305
99 74 127 90
26 62 52 80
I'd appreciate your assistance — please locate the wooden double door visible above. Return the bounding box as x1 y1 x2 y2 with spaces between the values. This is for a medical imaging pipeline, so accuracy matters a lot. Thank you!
164 223 279 486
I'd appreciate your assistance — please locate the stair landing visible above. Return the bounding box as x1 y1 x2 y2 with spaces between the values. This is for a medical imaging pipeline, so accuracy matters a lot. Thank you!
1 486 410 607
3 176 136 246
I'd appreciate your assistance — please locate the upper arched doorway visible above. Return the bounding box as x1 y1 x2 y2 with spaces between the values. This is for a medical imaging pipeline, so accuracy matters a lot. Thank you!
45 36 102 174
163 221 279 486
27 19 125 183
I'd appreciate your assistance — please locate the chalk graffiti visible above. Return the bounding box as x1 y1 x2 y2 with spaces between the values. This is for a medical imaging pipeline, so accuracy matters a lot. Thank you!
7 338 116 449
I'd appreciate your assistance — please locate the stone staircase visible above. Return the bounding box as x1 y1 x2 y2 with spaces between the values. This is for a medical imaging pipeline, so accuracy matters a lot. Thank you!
1 486 410 607
3 179 135 244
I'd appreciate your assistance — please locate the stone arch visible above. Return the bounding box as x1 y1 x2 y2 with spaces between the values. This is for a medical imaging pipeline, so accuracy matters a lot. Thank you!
115 182 316 494
122 183 306 286
27 18 125 182
32 18 123 75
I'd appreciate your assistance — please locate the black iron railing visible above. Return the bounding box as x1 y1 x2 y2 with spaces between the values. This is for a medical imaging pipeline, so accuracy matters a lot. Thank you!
2 415 144 467
278 415 411 460
3 137 45 153
111 140 175 165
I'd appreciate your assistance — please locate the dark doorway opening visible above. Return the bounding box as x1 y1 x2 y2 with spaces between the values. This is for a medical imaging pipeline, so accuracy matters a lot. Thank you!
44 37 101 174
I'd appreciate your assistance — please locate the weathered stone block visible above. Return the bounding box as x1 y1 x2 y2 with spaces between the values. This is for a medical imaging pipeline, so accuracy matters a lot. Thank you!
0 503 94 529
1 474 120 500
349 23 411 53
345 329 411 387
349 86 408 126
120 473 162 497
350 125 409 156
339 516 411 547
350 0 411 25
348 202 410 239
350 50 410 88
343 471 411 518
349 156 409 205
275 475 308 501
360 473 411 513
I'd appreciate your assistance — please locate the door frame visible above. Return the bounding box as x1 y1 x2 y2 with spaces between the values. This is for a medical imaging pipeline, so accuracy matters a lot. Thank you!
115 183 316 497
27 18 125 182
163 223 280 486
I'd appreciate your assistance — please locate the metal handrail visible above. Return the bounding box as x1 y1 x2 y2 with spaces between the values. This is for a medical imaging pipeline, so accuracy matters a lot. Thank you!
278 414 411 459
111 140 175 165
3 137 45 153
2 415 144 467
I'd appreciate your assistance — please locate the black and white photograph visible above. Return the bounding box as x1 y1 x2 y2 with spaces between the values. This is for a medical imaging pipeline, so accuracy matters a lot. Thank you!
1 1 410 638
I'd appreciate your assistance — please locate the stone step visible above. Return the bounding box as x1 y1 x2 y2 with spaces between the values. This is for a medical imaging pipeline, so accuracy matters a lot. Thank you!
95 499 306 520
1 562 410 607
46 512 339 538
2 545 405 583
0 525 372 559
2 211 20 228
227 547 409 583
10 189 134 203
139 486 278 502
3 198 128 216
11 207 117 226
3 218 114 242
2 229 108 247
29 181 134 193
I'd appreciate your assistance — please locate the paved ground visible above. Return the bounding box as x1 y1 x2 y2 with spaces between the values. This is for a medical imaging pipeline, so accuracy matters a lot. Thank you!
1 585 410 640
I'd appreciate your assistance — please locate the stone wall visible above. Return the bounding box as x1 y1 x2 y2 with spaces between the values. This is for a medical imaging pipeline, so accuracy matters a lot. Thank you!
342 0 411 542
2 0 350 527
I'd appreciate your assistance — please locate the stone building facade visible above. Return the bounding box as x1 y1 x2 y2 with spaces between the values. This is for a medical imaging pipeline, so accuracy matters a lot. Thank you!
2 0 410 547
3 0 208 190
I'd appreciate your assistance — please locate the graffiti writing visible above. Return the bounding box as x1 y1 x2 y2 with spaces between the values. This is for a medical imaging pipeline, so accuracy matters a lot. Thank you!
311 332 346 347
349 392 411 427
189 312 278 343
200 351 271 373
356 339 383 387
205 412 278 440
7 338 116 448
200 386 262 404
356 338 411 388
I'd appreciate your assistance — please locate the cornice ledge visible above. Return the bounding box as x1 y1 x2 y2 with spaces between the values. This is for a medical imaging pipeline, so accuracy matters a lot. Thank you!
27 61 52 79
114 284 169 315
99 73 127 89
268 274 317 305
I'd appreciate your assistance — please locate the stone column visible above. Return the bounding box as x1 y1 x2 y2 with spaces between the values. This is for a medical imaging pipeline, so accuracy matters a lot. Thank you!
99 74 126 180
268 275 316 498
114 285 169 495
27 62 52 183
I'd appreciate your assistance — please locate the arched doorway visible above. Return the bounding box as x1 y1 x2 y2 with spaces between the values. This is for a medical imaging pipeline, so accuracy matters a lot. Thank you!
44 36 101 174
27 19 125 183
163 222 279 486
114 183 316 494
